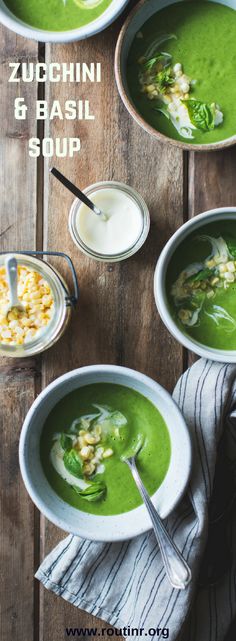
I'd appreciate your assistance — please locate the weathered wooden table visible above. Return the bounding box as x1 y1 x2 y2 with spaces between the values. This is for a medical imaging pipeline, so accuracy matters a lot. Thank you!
1 8 236 641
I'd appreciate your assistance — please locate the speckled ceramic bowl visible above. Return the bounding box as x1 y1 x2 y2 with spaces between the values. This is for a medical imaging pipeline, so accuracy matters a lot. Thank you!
115 0 236 151
19 365 191 541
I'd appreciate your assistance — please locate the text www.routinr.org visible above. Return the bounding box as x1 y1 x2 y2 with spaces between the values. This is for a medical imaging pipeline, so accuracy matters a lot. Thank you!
65 627 169 638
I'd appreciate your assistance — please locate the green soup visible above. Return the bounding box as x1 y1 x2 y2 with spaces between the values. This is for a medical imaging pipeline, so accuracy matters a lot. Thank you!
167 219 236 350
127 1 236 144
40 383 171 516
4 0 112 31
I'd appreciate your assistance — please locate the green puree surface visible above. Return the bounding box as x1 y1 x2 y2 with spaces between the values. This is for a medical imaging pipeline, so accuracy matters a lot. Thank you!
127 1 236 144
40 383 171 516
167 220 236 350
4 0 112 31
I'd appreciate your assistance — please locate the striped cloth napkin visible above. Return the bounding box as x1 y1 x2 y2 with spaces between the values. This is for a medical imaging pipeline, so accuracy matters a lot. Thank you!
36 359 236 641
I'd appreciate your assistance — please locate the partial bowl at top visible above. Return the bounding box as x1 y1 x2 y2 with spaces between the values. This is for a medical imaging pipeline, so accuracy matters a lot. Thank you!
0 0 129 43
19 365 191 542
115 0 236 151
154 207 236 363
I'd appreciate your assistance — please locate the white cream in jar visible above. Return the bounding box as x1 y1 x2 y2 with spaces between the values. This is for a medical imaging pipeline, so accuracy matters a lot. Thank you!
69 182 150 262
76 187 143 256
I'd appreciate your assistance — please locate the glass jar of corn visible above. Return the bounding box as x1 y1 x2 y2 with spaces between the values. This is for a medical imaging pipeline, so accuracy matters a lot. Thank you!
0 252 79 357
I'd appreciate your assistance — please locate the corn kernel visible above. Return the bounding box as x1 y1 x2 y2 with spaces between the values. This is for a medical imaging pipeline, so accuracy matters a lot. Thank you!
96 447 104 460
218 264 227 273
224 272 235 282
78 436 86 449
0 265 54 347
146 84 155 93
80 446 94 460
103 448 114 459
206 259 216 269
178 309 191 321
84 462 96 476
84 432 100 445
226 261 235 273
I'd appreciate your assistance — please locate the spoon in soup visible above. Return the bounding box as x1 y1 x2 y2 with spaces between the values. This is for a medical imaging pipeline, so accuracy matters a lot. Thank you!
50 167 108 220
122 442 192 590
5 255 25 317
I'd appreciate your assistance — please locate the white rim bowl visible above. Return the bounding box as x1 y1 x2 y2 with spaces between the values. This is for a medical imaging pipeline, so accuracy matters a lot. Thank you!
0 0 129 43
19 365 192 541
154 207 236 363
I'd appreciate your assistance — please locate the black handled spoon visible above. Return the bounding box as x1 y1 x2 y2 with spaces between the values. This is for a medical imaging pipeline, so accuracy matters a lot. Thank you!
50 167 107 219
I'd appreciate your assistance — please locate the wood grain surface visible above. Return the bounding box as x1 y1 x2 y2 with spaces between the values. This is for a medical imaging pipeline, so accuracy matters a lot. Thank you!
1 9 236 641
0 26 40 641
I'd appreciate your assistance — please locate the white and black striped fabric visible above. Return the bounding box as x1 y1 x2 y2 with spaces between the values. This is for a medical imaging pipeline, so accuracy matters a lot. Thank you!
36 359 236 640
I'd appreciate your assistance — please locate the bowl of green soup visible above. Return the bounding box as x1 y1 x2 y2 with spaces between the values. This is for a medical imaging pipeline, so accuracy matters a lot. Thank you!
19 365 191 541
115 0 236 150
0 0 129 43
154 207 236 361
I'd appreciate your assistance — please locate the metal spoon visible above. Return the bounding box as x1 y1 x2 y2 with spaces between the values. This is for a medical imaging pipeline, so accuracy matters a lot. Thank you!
122 449 192 590
5 255 24 316
50 167 107 219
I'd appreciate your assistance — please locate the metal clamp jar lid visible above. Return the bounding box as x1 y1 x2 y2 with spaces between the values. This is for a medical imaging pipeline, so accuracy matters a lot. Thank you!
0 250 79 358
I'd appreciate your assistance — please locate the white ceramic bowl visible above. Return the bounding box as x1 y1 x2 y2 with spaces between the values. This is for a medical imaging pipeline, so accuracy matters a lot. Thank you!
0 0 129 43
154 207 236 363
19 365 191 541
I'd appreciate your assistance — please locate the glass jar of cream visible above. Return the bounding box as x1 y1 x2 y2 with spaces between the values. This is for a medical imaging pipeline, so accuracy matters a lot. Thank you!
0 251 79 358
68 181 150 262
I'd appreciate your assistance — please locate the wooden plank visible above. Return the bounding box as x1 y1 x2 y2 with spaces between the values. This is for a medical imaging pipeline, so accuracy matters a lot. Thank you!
0 29 38 251
0 26 39 641
189 148 236 216
40 21 185 640
0 371 37 641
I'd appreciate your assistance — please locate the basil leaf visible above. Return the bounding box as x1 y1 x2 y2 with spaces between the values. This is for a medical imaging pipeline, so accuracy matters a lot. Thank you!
156 66 174 92
143 51 171 71
63 448 83 479
224 237 236 259
73 481 106 502
143 56 159 71
185 268 213 283
182 99 214 132
60 433 73 451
